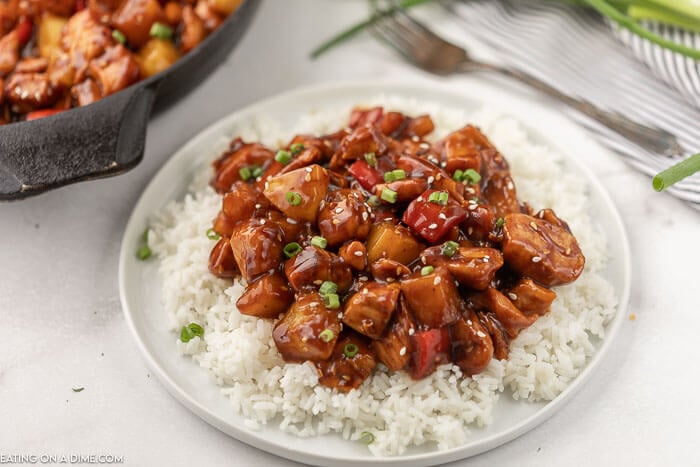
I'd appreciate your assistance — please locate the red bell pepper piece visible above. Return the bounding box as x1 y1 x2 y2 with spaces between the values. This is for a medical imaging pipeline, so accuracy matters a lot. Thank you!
348 160 384 191
25 109 63 121
402 189 466 243
409 327 450 379
16 18 33 45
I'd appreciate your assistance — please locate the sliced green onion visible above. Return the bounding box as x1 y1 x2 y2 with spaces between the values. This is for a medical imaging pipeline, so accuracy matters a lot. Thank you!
150 22 173 40
283 242 302 258
286 191 302 206
653 153 700 191
364 152 377 167
311 235 328 249
420 265 434 276
441 240 459 257
319 328 335 343
319 281 338 296
180 323 204 343
428 191 448 206
290 143 305 155
380 187 397 204
384 169 406 182
453 169 465 182
367 195 380 207
344 343 359 358
239 166 252 181
359 431 375 445
495 217 505 229
251 166 263 178
137 245 151 260
323 293 341 309
463 168 481 184
142 228 149 243
112 29 126 45
275 149 292 164
206 228 220 241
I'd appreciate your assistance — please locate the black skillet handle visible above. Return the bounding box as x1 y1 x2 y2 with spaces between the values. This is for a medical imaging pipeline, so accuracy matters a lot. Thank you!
0 83 157 200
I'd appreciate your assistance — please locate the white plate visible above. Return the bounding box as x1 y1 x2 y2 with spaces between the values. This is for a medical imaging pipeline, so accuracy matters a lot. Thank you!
118 81 631 466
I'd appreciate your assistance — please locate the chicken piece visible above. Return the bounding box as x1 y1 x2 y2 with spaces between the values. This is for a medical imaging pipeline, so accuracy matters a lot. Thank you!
229 219 283 281
331 125 388 167
111 0 165 48
402 189 466 243
441 124 483 175
478 288 537 339
462 201 497 241
506 277 556 316
236 271 293 319
263 165 330 223
272 292 341 362
284 246 352 293
61 10 113 82
342 282 400 339
395 155 439 179
372 298 414 371
482 174 520 218
220 182 267 224
369 258 410 283
163 2 183 25
365 222 423 265
0 2 18 37
317 332 377 392
277 146 323 175
338 240 367 271
47 51 74 90
501 211 585 286
70 77 101 106
4 72 58 113
89 44 140 95
373 178 428 205
194 0 223 30
0 30 19 77
421 245 503 290
450 310 494 376
211 211 236 237
208 236 238 279
430 172 466 204
136 38 179 78
211 138 275 193
400 267 462 328
88 0 123 19
404 115 434 138
317 189 371 247
409 327 450 379
265 210 311 244
478 312 510 360
349 106 383 128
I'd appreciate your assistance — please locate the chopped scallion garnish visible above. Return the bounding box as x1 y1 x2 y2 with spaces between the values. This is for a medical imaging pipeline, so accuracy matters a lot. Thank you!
275 149 292 164
180 323 204 343
360 431 375 445
380 187 398 204
319 281 338 296
239 166 252 181
319 328 335 342
283 242 302 258
463 168 481 184
150 22 173 40
286 191 302 206
384 169 406 182
311 235 328 249
495 217 505 229
420 265 434 276
344 343 359 358
364 152 377 167
441 240 459 257
112 29 126 45
137 245 151 260
367 195 380 207
290 143 305 155
428 191 448 205
323 293 341 309
206 228 220 241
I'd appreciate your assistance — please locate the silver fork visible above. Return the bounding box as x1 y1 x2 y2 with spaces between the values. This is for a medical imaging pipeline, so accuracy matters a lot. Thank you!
370 6 684 156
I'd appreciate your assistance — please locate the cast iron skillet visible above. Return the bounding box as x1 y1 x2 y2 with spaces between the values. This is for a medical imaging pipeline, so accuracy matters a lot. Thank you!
0 0 260 201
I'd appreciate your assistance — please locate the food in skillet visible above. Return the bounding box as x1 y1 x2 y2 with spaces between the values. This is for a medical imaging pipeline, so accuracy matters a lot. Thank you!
0 0 241 123
206 106 585 392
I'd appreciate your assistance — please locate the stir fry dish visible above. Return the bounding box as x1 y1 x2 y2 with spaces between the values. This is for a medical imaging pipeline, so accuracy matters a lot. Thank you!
0 0 241 123
207 107 585 392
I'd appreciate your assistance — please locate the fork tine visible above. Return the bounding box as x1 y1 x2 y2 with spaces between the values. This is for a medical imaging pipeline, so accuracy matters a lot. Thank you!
370 16 420 63
392 7 447 45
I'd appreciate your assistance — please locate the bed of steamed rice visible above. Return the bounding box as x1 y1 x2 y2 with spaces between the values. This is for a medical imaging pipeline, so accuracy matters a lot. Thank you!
147 96 618 456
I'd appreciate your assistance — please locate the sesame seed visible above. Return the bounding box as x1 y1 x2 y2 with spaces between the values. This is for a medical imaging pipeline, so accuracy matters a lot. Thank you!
386 277 395 282
332 219 340 225
362 288 369 294
421 256 427 264
483 255 490 260
354 251 363 257
508 293 518 300
438 213 447 220
411 135 420 142
416 197 424 202
467 320 472 325
565 247 571 255
428 223 438 229
301 336 308 343
335 207 343 214
468 204 477 210
507 181 514 190
433 276 442 285
260 219 266 224
264 182 269 190
427 176 435 184
530 221 538 231
440 162 447 168
305 167 312 173
532 256 542 263
359 275 368 281
362 212 369 221
428 156 439 165
419 142 430 150
319 201 326 210
467 227 473 236
476 331 486 338
255 204 262 209
287 218 298 224
399 346 407 356
314 280 323 285
337 312 343 319
408 328 415 336
304 174 311 182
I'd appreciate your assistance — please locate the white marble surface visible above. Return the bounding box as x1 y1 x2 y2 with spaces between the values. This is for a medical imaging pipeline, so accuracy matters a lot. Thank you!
1 1 699 466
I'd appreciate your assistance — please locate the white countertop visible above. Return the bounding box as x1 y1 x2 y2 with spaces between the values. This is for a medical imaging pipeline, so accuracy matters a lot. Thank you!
2 1 699 466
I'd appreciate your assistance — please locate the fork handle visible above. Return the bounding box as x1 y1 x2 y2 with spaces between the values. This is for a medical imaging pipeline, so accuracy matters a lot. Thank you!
463 62 683 156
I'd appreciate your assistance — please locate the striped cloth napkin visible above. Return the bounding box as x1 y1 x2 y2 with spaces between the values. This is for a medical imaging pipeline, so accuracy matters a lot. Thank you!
446 0 700 209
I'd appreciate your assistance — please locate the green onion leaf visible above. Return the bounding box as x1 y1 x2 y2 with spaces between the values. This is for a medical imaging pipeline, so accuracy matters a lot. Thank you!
421 265 434 276
137 245 151 261
367 195 380 207
283 242 302 258
290 143 305 155
239 166 252 181
180 323 204 343
251 166 264 178
150 22 173 40
275 149 292 164
311 235 328 249
286 191 302 206
495 217 505 229
323 293 341 309
112 29 126 45
206 228 220 241
652 152 700 192
441 240 459 257
72 387 85 393
428 191 448 205
453 169 465 182
142 228 149 243
380 187 398 204
384 169 406 182
344 343 359 358
359 431 375 445
319 328 335 342
319 281 338 296
463 168 481 184
364 152 377 167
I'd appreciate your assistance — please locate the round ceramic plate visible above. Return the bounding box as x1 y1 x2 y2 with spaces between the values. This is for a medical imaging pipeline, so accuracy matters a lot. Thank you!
118 82 631 466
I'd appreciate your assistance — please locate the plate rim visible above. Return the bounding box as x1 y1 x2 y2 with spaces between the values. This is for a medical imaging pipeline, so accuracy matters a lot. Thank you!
118 80 632 466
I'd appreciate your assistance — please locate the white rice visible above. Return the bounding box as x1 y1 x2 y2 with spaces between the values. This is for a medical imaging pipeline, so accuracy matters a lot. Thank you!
148 96 617 456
